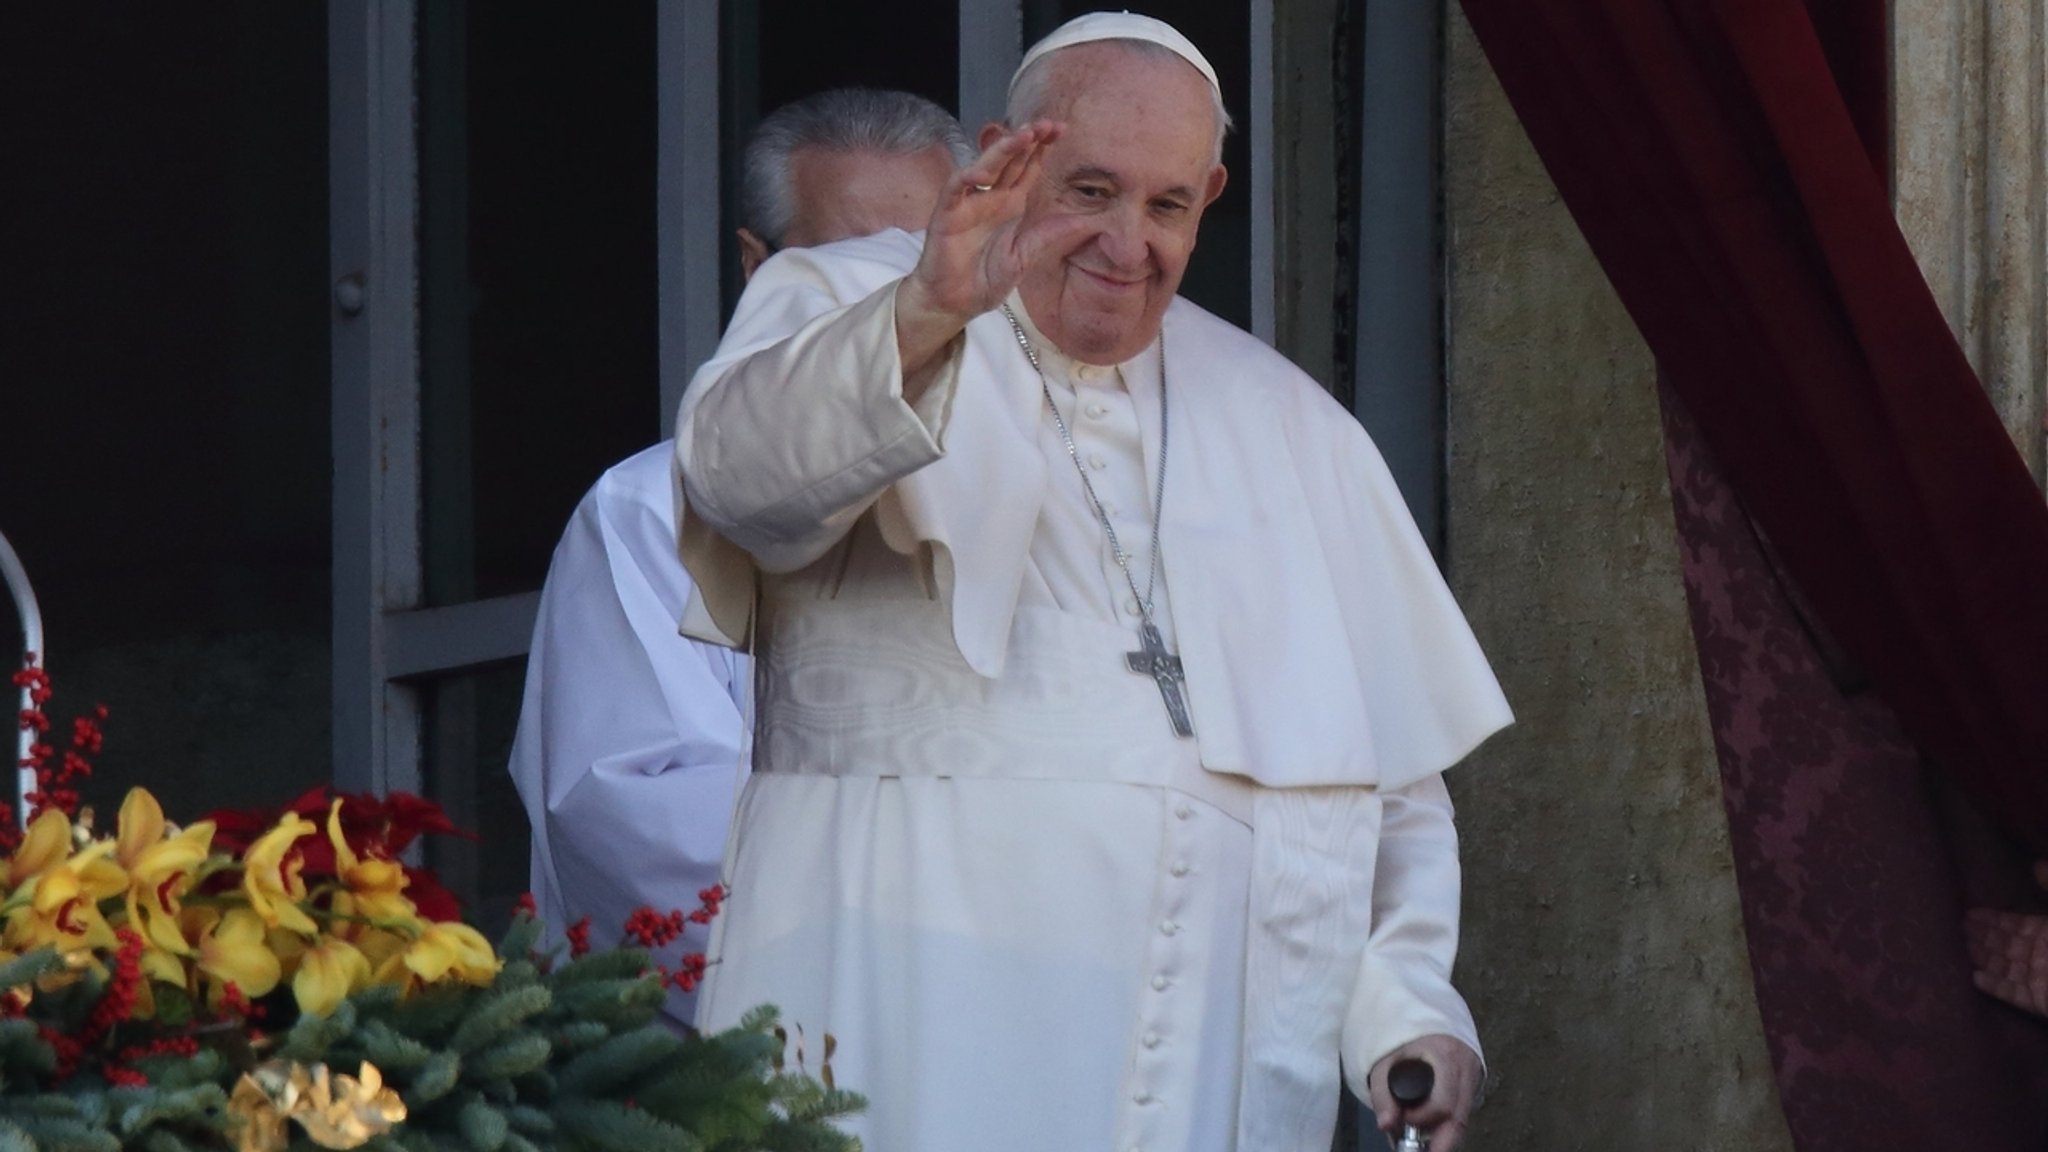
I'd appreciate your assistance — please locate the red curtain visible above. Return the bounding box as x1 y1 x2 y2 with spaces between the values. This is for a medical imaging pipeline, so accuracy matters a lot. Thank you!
1455 0 2048 1146
1453 0 2048 847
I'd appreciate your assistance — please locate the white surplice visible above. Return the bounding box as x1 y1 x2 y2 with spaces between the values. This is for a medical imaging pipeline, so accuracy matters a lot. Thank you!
505 441 750 1024
675 229 1514 1151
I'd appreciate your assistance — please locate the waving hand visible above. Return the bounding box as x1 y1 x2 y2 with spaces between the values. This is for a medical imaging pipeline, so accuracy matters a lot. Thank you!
895 121 1090 387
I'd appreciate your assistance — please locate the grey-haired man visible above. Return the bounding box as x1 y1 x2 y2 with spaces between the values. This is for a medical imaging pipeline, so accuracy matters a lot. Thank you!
507 87 969 1027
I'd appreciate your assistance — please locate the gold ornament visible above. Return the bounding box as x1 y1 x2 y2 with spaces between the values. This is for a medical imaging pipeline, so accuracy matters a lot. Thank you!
297 1061 407 1148
228 1059 406 1151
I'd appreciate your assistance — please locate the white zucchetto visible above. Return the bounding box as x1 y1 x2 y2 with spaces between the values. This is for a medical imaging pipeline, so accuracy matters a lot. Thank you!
1009 11 1222 101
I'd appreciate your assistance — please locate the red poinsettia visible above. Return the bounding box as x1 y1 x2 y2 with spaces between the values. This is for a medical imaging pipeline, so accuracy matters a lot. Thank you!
203 785 474 922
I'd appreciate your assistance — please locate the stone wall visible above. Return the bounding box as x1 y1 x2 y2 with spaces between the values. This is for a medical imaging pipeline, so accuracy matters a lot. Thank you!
1893 0 2048 485
1438 10 1793 1148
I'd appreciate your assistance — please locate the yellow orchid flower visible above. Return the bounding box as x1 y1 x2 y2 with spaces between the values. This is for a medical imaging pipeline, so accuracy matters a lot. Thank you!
374 922 500 993
3 839 125 955
242 813 319 936
267 926 308 971
6 808 79 889
347 927 410 972
292 935 371 1018
113 787 166 868
114 788 217 958
324 799 417 926
140 941 191 989
191 906 283 1001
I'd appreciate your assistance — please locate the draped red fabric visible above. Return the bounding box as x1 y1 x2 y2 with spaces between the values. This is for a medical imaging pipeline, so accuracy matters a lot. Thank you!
1454 0 2048 1145
1454 0 2048 849
1660 384 2048 1148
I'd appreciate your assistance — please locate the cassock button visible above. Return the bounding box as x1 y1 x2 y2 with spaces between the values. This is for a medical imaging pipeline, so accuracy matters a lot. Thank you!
1124 597 1143 617
1151 974 1171 991
1170 860 1190 877
1143 1031 1162 1049
1159 920 1178 936
1086 402 1109 418
1133 1090 1154 1105
1088 452 1108 470
1174 803 1193 821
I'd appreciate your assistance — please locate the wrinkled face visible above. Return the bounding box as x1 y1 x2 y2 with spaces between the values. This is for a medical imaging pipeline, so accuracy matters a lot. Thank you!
1010 45 1227 365
783 143 957 249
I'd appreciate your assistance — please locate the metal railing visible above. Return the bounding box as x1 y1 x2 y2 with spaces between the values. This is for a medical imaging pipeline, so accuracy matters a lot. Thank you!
0 529 42 826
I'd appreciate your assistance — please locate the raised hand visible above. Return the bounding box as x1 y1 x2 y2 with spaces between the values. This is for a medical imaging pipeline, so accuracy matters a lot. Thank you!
1966 860 2048 1019
893 121 1090 386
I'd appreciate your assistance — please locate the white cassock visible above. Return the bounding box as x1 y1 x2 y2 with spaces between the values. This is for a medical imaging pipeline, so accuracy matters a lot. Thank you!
675 229 1513 1152
505 441 749 1024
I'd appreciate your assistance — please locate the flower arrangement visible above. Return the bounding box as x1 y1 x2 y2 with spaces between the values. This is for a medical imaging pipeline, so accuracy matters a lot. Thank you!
0 655 863 1152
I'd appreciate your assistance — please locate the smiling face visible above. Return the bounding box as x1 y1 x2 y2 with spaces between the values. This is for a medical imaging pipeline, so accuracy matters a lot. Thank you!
1004 44 1227 365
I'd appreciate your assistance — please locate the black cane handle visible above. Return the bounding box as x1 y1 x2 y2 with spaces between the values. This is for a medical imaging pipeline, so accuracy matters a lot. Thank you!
1388 1058 1435 1108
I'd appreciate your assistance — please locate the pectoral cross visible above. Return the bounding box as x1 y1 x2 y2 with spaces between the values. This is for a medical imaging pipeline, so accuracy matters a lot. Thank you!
1126 620 1195 739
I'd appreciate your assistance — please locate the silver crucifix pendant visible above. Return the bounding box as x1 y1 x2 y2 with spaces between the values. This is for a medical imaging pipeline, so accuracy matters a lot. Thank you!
1126 620 1194 739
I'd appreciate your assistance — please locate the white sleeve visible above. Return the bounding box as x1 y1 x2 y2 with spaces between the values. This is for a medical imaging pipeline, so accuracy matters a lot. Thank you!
677 262 962 574
1340 772 1483 1091
507 462 748 1022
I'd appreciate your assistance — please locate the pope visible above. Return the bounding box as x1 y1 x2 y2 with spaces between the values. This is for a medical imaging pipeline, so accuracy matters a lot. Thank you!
676 14 1514 1152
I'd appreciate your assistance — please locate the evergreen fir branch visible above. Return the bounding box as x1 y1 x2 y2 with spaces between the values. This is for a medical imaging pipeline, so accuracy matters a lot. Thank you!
347 984 405 1015
492 961 539 992
754 1117 864 1152
495 918 542 963
5 1094 88 1118
110 1083 227 1137
136 1128 215 1152
127 1051 225 1092
770 1079 867 1126
544 949 650 987
477 1079 515 1108
406 1051 464 1105
358 1020 437 1073
0 951 65 996
278 998 358 1063
0 1118 35 1152
499 1105 554 1138
543 1021 608 1055
628 1078 769 1150
735 1005 781 1034
463 1035 550 1083
547 979 664 1031
554 1029 683 1097
455 1094 507 1152
4 1112 121 1152
0 1020 55 1078
551 1098 694 1152
384 986 477 1041
393 1130 444 1152
447 986 551 1056
508 1069 554 1104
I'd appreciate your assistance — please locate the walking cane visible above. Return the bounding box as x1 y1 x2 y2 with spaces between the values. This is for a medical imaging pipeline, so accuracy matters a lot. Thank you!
1389 1057 1435 1152
1 530 43 832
